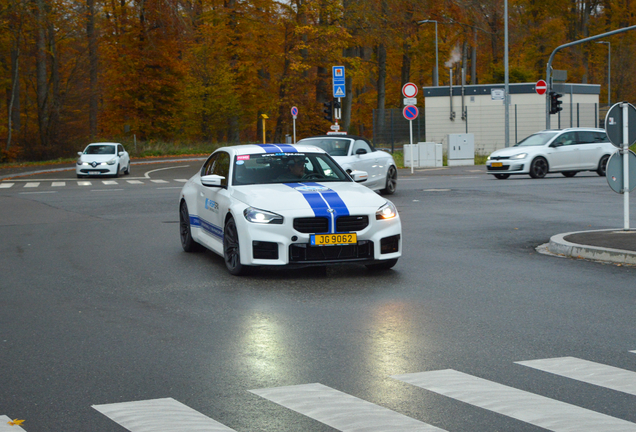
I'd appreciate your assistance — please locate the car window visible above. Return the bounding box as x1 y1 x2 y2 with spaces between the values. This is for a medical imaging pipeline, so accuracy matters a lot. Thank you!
352 140 372 154
202 152 230 186
553 132 577 146
232 152 349 186
593 131 609 143
300 139 351 156
85 145 116 155
514 132 558 147
118 145 124 153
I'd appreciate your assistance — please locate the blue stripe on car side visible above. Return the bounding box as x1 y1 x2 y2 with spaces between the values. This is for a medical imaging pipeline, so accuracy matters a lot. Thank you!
189 215 223 240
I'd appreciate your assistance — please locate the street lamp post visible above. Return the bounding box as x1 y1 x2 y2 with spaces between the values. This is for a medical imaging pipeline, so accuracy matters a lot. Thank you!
596 41 611 106
418 20 439 86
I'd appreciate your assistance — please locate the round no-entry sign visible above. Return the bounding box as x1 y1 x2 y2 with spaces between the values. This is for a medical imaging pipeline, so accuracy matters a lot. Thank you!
402 83 418 98
403 105 418 120
535 79 547 95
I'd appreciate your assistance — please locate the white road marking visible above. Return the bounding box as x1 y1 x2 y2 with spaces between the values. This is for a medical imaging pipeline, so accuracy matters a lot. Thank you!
143 165 187 178
19 191 56 195
0 183 14 188
91 189 124 192
174 179 188 182
150 179 169 183
102 180 118 185
0 415 27 431
24 182 40 188
516 357 636 395
93 398 236 432
250 383 446 432
392 369 636 432
126 180 144 184
51 182 65 187
78 181 92 186
157 187 182 190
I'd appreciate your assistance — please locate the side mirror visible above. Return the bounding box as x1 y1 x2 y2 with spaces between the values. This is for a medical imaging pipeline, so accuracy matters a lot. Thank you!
77 152 83 156
118 152 124 156
355 148 367 155
201 174 225 187
550 142 563 148
349 170 368 182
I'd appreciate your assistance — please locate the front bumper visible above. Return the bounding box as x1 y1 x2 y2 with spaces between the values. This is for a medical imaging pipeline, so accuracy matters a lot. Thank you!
76 163 118 176
486 161 527 174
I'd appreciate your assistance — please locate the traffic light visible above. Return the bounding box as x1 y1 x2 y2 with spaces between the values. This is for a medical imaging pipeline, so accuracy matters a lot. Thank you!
323 100 333 122
549 91 563 115
333 99 341 120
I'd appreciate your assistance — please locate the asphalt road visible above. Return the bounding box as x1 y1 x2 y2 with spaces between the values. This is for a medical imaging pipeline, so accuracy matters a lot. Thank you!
1 162 635 432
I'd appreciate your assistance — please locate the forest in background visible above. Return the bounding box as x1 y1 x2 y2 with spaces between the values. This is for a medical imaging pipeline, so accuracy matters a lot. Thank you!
1 0 636 161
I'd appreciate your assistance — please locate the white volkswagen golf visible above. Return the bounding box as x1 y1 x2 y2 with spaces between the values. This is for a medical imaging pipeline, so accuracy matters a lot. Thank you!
179 144 402 275
486 128 617 179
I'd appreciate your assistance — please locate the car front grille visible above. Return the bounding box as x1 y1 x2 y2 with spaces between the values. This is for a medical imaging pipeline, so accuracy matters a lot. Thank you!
293 216 369 234
490 156 510 160
488 165 510 171
289 241 373 263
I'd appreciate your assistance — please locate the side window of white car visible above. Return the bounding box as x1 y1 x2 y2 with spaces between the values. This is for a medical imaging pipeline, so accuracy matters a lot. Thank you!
556 132 577 146
352 140 372 155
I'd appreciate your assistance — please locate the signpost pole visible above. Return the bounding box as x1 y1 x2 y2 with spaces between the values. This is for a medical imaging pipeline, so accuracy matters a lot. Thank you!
622 103 630 230
409 120 414 174
293 117 296 144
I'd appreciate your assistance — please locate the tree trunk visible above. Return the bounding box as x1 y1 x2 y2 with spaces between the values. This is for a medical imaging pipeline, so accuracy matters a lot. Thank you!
35 0 49 148
87 0 98 140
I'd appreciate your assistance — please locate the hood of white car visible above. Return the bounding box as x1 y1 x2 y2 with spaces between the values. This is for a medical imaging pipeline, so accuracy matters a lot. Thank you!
489 146 539 158
79 154 117 162
231 182 387 212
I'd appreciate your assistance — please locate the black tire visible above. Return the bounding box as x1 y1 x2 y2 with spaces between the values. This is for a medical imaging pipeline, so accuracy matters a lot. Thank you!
76 174 84 179
597 155 609 176
124 163 130 175
114 164 120 178
381 165 398 195
180 201 204 252
365 258 398 271
529 157 548 179
494 174 510 179
224 217 248 275
562 171 578 177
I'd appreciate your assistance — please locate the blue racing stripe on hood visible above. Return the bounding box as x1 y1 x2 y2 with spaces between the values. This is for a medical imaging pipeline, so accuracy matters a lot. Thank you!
285 182 349 233
257 144 297 153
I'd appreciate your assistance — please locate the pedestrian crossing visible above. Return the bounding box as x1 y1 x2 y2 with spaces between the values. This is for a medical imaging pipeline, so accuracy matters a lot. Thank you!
5 355 636 431
0 179 188 190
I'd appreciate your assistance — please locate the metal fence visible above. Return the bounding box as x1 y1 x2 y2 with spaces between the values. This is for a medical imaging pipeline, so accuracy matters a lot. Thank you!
373 103 600 154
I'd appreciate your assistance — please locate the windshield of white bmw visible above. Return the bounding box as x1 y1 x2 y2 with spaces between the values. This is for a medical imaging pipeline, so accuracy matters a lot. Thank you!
298 138 351 156
514 132 559 147
232 152 351 186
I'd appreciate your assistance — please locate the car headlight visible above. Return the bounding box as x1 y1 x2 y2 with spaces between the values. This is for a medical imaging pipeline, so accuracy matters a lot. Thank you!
106 158 117 165
376 201 397 220
487 155 491 161
511 153 527 159
243 207 284 224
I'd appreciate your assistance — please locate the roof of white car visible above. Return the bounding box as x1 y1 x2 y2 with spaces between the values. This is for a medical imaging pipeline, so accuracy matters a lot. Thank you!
217 144 327 156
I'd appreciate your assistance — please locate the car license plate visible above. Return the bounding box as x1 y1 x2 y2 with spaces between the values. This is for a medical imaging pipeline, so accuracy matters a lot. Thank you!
491 162 503 167
311 233 357 246
89 171 101 174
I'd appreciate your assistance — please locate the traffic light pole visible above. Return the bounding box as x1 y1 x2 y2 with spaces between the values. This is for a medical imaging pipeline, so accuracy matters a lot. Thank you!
545 25 636 129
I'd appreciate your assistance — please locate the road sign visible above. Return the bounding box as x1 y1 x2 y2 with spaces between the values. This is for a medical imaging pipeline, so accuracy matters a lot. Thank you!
330 124 340 131
606 150 636 194
291 106 298 118
402 83 418 98
605 102 636 148
403 97 417 105
535 79 547 95
333 66 345 98
403 105 418 120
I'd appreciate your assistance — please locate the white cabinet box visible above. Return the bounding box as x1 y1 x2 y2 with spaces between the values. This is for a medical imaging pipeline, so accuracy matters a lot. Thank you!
447 134 474 166
404 143 443 168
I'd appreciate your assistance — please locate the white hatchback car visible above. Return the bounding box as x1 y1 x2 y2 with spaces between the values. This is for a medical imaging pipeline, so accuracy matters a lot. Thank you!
179 144 402 275
486 128 617 179
76 142 130 178
296 135 398 194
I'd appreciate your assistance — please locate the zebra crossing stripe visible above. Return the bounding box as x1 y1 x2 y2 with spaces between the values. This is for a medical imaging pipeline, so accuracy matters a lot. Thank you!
0 415 27 431
392 369 636 432
24 182 39 188
127 180 144 184
102 180 118 185
516 356 636 396
78 181 92 186
92 397 236 432
250 383 446 432
51 181 65 187
0 183 14 188
150 179 169 183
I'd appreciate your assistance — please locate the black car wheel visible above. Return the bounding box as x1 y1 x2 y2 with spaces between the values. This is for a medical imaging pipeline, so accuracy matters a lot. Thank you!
224 217 248 276
562 171 578 177
494 174 510 179
529 157 548 178
180 201 203 252
597 155 609 176
381 166 397 195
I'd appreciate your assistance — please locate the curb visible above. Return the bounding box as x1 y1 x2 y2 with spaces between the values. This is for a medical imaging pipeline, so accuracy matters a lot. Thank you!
547 229 636 265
